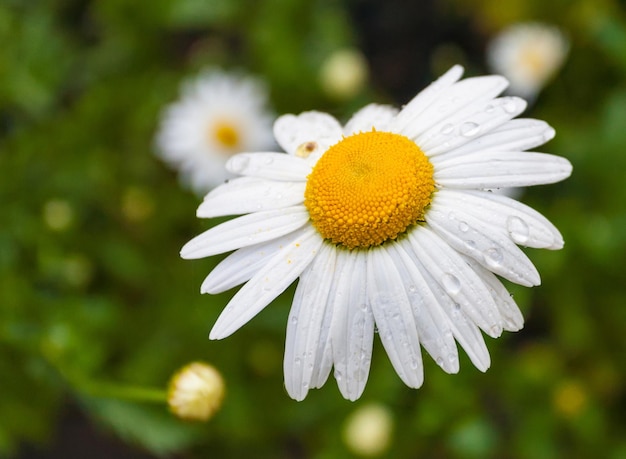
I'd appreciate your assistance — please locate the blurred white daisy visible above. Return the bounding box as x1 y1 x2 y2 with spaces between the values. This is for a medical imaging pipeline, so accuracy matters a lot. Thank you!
156 69 275 195
181 66 572 401
486 22 569 100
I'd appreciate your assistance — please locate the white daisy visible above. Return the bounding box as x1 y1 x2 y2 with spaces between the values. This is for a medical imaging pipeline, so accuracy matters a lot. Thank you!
486 22 569 100
181 66 572 401
155 69 275 194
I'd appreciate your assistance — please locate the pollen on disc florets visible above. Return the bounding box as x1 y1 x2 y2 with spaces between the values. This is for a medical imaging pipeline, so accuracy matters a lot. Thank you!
304 130 435 249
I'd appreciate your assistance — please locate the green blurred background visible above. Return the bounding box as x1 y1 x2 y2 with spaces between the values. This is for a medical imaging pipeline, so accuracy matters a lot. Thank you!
1 0 626 457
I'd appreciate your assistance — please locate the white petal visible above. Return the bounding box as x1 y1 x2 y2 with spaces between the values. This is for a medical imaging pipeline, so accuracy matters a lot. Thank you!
197 177 306 218
395 74 509 140
462 255 524 331
226 153 312 181
343 104 399 135
201 236 290 294
284 243 337 401
330 250 375 401
273 111 343 156
434 189 563 249
437 118 555 160
418 96 527 156
209 226 322 339
367 248 424 388
392 65 464 133
408 227 505 338
181 206 310 259
434 151 573 188
426 194 541 286
386 242 459 374
400 237 491 371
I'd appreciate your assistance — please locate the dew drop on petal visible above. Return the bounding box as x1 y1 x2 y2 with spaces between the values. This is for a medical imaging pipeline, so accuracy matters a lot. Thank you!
458 221 469 232
485 104 495 113
264 156 274 165
440 123 454 135
436 357 444 367
229 155 250 173
460 122 480 137
503 99 518 114
441 273 461 296
485 247 504 268
506 215 530 245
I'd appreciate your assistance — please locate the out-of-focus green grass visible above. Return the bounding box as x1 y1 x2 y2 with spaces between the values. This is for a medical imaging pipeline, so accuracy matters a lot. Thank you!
1 0 625 458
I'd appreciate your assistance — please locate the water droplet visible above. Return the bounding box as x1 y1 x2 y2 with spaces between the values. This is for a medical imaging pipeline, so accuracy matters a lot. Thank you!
294 357 302 366
458 221 469 232
447 353 457 363
485 248 504 268
485 104 495 113
441 273 461 296
228 155 250 173
489 325 502 337
264 156 274 165
453 302 461 311
460 121 480 137
410 359 420 370
465 240 476 250
503 99 518 114
436 357 444 367
408 284 417 293
506 216 530 245
440 123 454 135
290 316 298 325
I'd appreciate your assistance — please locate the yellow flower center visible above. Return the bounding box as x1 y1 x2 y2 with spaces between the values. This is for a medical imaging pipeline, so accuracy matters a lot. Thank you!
304 130 435 249
212 121 240 149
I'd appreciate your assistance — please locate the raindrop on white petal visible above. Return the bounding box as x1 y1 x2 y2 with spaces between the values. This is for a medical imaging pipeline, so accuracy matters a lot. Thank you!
460 122 480 137
485 104 495 113
264 156 274 165
490 325 503 337
458 221 469 232
441 273 461 296
506 216 530 245
408 284 417 293
229 156 250 173
436 357 444 367
447 353 457 364
503 99 518 114
440 123 454 135
485 247 504 268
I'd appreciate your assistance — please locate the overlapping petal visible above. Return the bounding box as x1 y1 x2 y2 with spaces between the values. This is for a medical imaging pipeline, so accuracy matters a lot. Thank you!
181 206 309 259
209 226 322 339
284 243 337 401
197 177 306 218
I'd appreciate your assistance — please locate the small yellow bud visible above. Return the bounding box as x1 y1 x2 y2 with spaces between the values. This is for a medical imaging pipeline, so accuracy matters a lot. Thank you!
167 362 225 422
